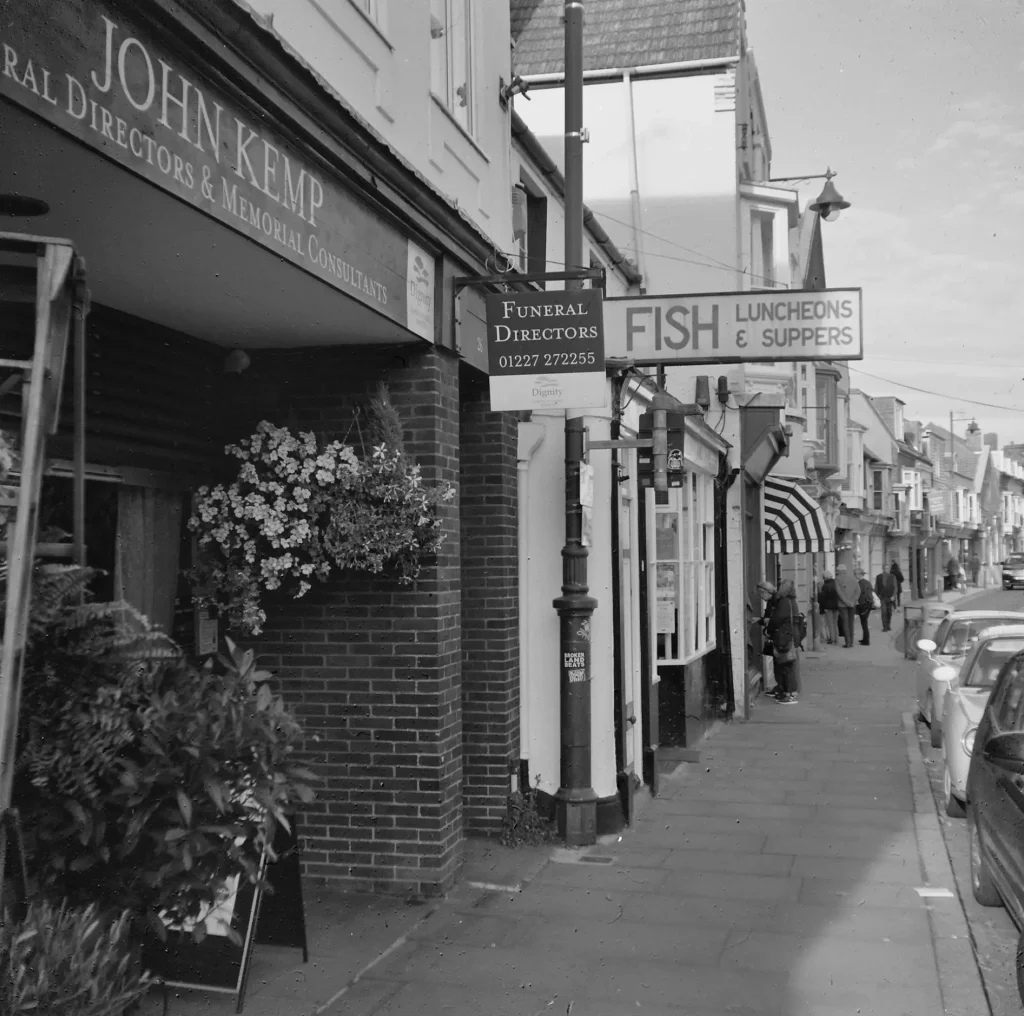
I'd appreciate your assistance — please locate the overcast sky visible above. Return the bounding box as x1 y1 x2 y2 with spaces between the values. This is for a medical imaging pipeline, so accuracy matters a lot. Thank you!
745 0 1024 447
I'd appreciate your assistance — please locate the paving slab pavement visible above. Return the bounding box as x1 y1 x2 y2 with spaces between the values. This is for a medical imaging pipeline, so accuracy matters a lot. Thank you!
146 608 992 1016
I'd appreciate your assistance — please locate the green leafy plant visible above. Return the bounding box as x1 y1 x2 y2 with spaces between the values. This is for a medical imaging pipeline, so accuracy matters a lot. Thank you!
189 385 453 634
0 901 150 1016
13 568 316 942
498 779 557 848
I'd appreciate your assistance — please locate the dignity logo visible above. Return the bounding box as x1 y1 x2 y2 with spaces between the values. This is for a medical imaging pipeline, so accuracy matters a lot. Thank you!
531 375 563 400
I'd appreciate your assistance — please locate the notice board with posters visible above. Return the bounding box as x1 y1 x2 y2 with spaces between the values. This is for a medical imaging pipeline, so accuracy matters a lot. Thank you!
485 289 606 411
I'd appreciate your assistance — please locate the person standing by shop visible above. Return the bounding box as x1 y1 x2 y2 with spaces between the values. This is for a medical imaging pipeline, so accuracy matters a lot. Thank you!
874 566 897 632
890 558 904 608
970 552 981 587
855 567 874 645
835 564 859 649
817 570 840 645
766 579 800 704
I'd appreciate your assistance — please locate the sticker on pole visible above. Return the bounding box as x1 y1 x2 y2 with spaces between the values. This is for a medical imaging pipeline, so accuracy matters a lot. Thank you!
486 289 606 411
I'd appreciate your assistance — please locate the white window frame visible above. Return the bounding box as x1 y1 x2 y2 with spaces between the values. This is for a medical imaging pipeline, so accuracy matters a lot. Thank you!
351 0 381 23
430 0 475 135
649 471 716 667
902 469 923 512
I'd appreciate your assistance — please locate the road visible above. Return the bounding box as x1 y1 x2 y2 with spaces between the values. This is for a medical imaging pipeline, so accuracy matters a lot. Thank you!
916 585 1024 1016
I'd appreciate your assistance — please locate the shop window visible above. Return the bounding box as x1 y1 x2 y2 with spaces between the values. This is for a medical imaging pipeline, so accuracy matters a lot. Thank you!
650 471 716 666
37 475 190 640
430 0 474 134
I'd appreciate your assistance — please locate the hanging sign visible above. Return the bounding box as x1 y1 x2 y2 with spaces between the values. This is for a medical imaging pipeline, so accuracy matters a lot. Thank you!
604 288 863 365
0 0 434 340
485 289 606 411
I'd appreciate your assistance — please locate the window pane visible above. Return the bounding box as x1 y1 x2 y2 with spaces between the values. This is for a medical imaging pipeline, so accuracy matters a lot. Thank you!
450 0 472 131
429 0 448 99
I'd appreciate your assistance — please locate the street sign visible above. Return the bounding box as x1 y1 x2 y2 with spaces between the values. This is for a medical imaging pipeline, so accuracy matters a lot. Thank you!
486 289 606 411
603 288 863 365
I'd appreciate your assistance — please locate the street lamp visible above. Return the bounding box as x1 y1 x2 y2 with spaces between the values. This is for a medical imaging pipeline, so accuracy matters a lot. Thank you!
768 168 851 222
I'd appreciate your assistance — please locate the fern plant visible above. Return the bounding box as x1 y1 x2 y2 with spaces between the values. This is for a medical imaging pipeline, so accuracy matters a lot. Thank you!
0 902 150 1016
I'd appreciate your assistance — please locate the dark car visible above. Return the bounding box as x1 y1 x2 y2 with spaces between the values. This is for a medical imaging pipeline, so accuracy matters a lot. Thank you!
965 646 1024 1005
1003 555 1024 590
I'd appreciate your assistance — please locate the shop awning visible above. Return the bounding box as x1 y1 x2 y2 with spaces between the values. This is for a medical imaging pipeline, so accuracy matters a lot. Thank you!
764 477 835 554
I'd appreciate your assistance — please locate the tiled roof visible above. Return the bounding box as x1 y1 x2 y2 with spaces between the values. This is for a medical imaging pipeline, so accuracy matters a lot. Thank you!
511 0 743 77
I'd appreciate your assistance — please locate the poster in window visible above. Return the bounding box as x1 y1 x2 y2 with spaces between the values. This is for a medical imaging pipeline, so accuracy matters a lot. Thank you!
656 563 678 635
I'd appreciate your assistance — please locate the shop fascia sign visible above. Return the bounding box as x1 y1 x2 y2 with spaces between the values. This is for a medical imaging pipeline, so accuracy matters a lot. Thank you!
485 289 606 412
0 0 434 341
603 288 863 365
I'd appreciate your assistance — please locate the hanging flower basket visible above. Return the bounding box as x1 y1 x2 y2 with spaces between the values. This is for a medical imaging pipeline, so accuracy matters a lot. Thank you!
189 388 453 634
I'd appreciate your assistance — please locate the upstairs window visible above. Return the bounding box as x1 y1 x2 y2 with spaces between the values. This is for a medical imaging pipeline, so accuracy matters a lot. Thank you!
430 0 474 134
352 0 381 24
750 211 775 290
815 373 838 465
872 469 883 511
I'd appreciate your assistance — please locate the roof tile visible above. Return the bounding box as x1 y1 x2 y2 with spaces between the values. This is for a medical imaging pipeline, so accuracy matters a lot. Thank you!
511 0 743 76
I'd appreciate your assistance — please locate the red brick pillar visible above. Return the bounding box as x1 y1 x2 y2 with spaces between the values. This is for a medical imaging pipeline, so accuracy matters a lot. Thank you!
459 368 519 834
242 345 463 896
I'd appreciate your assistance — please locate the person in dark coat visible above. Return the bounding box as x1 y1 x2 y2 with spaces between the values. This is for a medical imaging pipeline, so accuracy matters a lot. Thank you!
766 579 800 703
874 567 898 632
855 567 874 645
890 559 904 608
817 570 839 644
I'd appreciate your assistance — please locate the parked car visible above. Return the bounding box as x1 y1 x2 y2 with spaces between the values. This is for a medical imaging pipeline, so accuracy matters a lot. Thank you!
965 644 1024 1006
916 611 1024 747
940 626 1024 817
1004 555 1024 590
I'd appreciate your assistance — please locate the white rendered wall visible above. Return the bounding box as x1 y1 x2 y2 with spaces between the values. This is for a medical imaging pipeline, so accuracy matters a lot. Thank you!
237 0 515 253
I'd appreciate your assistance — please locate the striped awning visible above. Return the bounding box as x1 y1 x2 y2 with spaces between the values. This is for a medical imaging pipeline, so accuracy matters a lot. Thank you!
764 477 834 554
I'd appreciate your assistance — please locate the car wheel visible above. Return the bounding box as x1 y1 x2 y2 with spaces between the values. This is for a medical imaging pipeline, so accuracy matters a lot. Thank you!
943 764 965 819
968 811 1002 907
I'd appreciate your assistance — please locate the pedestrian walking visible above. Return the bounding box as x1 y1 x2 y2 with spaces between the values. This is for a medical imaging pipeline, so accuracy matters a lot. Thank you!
818 570 840 644
855 567 874 645
766 578 800 703
970 552 981 586
874 566 897 632
890 558 904 608
835 564 859 648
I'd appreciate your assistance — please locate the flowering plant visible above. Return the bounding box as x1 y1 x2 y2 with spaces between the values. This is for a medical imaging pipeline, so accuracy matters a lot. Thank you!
189 390 453 634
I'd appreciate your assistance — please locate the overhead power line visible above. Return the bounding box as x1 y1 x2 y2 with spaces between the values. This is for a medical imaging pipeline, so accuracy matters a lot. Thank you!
847 365 1024 414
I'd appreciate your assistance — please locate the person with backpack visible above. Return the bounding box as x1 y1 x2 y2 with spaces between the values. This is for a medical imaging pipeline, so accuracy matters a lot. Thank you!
766 579 801 704
874 567 897 632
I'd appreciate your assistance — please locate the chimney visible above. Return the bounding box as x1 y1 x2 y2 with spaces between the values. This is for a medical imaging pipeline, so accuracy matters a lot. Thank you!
985 432 999 450
966 421 983 453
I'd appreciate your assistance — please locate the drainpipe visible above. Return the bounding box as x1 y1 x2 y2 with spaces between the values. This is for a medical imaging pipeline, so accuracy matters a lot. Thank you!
623 72 647 292
517 421 546 792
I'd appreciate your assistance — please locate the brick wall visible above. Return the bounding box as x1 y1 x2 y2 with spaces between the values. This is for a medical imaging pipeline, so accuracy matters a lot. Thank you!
458 368 519 833
226 344 463 896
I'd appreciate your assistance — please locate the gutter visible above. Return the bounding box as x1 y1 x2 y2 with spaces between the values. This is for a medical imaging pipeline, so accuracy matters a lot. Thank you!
510 111 643 287
520 55 740 87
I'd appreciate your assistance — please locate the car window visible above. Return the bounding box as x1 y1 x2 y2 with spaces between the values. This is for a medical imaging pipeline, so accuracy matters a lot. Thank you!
988 655 1024 730
939 618 1017 654
963 638 1024 690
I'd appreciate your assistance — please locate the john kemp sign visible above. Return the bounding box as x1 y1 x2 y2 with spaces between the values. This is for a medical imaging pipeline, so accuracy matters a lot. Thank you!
486 289 606 411
0 0 434 340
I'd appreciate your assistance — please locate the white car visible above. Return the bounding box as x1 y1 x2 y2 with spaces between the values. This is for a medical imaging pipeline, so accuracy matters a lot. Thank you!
940 626 1024 817
916 611 1024 748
